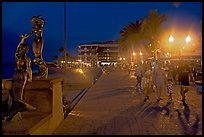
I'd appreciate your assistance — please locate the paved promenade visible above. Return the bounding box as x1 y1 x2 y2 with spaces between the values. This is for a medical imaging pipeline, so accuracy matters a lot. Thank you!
53 69 202 135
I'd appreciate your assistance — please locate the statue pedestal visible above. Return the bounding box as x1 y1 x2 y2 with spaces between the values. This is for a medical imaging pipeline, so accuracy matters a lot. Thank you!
2 77 64 135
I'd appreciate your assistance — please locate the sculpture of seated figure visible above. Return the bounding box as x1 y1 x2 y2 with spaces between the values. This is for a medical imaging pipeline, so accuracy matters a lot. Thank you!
3 36 36 121
21 15 48 79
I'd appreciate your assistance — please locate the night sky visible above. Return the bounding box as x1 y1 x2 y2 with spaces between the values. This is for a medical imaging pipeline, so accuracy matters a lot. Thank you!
2 2 202 64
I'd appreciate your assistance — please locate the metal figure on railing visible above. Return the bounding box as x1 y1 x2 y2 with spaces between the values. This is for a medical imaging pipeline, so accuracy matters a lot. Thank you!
4 36 36 121
21 15 48 79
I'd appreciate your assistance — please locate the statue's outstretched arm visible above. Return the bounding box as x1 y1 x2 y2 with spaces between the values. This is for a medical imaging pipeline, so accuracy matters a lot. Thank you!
19 28 34 44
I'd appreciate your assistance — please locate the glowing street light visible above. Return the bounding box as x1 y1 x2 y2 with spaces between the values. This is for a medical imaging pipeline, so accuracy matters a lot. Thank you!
139 51 143 56
169 35 174 43
139 51 143 64
131 52 136 67
185 35 191 43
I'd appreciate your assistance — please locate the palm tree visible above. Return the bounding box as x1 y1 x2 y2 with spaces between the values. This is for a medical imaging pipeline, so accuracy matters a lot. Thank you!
118 19 144 58
59 47 64 56
141 10 167 59
53 55 59 64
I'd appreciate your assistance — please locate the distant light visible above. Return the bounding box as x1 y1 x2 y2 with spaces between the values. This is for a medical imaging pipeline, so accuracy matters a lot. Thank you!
123 58 125 60
139 52 142 56
79 69 83 74
120 57 122 60
61 61 65 63
132 52 136 56
76 68 83 74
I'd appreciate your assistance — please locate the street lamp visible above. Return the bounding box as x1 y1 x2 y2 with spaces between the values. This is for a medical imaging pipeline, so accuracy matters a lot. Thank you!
166 52 170 56
139 51 143 64
169 35 174 43
168 35 174 55
185 35 191 43
183 35 191 52
131 52 136 67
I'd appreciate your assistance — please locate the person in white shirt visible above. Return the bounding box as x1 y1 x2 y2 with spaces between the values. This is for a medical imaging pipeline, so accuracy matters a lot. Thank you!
152 61 167 102
134 62 143 91
142 66 153 102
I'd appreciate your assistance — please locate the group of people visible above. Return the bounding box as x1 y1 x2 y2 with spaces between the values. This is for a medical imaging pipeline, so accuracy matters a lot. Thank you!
134 60 190 103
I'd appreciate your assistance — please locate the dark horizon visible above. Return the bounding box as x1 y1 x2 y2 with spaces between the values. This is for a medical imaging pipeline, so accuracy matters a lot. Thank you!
2 2 202 64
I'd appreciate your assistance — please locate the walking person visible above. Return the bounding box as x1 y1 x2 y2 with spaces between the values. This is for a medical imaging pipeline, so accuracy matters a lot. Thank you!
152 61 166 102
166 63 174 101
166 78 173 101
189 64 195 85
142 65 153 102
178 64 190 102
134 62 143 91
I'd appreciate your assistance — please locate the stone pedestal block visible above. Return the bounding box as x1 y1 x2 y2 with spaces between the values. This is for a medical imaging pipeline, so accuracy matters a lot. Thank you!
2 77 64 135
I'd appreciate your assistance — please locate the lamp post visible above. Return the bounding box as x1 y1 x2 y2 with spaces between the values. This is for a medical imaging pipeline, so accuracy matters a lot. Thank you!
168 35 174 59
139 51 143 64
64 2 67 71
131 52 136 67
183 35 191 57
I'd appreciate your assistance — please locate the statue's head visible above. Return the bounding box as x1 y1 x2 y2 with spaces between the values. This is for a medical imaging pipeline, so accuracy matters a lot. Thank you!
18 43 29 56
31 15 45 27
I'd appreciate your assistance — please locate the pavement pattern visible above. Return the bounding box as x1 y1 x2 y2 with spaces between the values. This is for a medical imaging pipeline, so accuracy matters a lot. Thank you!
53 69 202 135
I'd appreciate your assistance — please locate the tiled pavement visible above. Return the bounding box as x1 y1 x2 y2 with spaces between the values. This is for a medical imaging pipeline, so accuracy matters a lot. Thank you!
53 70 202 135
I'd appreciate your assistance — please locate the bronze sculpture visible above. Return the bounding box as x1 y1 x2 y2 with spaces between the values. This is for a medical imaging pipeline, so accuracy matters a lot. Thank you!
4 36 36 121
2 15 50 120
21 15 48 79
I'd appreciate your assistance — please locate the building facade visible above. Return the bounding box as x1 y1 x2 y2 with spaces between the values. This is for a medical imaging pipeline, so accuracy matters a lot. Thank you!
78 41 119 67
